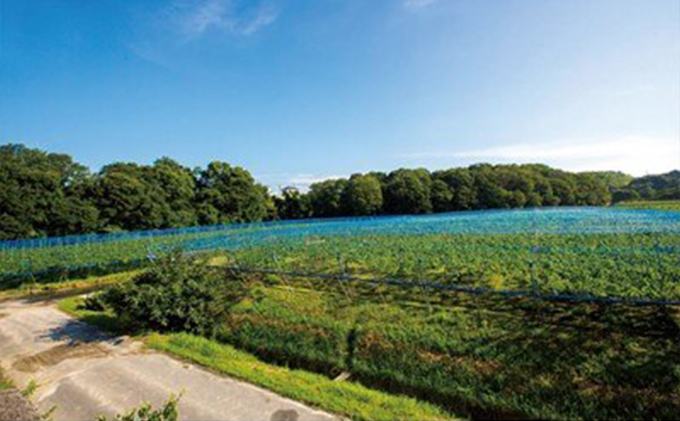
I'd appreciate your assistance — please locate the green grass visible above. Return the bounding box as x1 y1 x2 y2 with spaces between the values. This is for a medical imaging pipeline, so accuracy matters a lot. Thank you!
57 295 458 421
219 286 353 373
0 223 304 281
230 233 680 300
56 270 680 420
215 283 680 421
149 333 455 421
616 200 680 212
58 295 129 335
5 214 680 302
0 368 14 391
0 270 140 302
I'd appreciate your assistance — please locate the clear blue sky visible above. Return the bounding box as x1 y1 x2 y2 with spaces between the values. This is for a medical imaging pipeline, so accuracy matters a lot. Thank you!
1 0 679 190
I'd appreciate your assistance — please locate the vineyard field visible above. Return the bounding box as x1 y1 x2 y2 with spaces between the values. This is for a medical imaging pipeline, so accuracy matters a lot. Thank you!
2 207 679 301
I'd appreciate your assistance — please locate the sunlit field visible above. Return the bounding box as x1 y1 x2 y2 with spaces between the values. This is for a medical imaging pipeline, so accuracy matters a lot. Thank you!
2 207 679 301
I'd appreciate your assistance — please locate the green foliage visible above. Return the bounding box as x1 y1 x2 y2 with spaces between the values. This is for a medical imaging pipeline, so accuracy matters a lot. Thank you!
0 145 271 240
218 286 352 373
81 292 108 312
308 179 348 217
351 302 680 421
613 170 680 202
616 200 680 212
61 293 454 421
90 163 168 231
274 187 312 219
96 395 180 421
0 144 98 239
3 144 673 241
384 169 433 214
20 379 38 398
299 163 632 218
102 252 234 335
210 282 680 420
580 171 634 189
232 233 680 300
196 162 273 224
344 174 383 216
148 333 454 421
59 268 680 421
430 180 454 212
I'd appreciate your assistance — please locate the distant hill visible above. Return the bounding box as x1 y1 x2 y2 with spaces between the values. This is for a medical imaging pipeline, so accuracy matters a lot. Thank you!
580 171 634 189
612 170 680 202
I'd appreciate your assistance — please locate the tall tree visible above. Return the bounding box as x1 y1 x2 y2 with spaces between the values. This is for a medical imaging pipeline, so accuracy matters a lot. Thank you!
308 179 348 217
0 144 98 239
275 187 312 220
384 169 432 214
430 179 454 212
343 174 383 216
196 162 272 224
152 158 198 227
90 163 167 231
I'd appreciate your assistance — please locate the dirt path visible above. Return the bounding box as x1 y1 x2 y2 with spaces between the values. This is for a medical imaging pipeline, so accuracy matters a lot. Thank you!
0 299 340 421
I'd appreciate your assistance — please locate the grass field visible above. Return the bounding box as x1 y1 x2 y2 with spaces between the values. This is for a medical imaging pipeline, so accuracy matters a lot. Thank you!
3 209 679 296
57 295 457 421
616 200 680 212
4 223 680 301
4 207 679 419
229 232 680 301
58 274 680 421
217 281 680 420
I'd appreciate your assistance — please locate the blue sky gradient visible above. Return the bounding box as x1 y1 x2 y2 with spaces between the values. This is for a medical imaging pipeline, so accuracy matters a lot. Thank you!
1 0 678 189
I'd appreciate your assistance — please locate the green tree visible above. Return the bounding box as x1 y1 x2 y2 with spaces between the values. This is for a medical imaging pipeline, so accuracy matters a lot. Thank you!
275 187 312 220
0 144 98 239
434 168 477 210
196 162 272 224
90 163 168 231
384 169 432 214
152 158 198 227
343 174 383 216
430 180 454 212
308 179 348 217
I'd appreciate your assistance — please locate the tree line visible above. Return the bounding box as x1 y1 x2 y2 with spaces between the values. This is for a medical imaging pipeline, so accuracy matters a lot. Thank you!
611 170 680 203
275 165 625 219
0 143 670 240
0 144 273 239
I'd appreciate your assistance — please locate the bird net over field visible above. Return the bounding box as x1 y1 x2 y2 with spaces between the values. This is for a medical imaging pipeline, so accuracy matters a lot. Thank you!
1 207 679 303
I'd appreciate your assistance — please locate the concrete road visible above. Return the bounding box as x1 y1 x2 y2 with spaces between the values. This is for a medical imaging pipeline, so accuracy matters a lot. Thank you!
0 299 341 421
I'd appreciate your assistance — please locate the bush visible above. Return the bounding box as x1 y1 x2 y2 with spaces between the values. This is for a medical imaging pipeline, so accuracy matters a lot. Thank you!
96 395 180 421
80 292 108 312
103 251 244 335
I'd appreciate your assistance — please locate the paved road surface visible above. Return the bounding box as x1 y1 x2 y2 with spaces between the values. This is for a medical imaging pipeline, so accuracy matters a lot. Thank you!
0 299 340 421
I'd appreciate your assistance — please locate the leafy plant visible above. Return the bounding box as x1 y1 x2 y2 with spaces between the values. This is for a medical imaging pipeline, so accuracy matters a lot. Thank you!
96 395 180 421
102 251 242 335
80 292 108 312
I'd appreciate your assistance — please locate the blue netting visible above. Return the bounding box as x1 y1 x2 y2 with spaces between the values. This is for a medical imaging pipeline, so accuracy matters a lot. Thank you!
1 207 679 251
1 207 679 305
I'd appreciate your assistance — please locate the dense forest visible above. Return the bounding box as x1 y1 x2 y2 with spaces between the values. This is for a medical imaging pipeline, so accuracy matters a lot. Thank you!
611 170 680 202
0 144 676 240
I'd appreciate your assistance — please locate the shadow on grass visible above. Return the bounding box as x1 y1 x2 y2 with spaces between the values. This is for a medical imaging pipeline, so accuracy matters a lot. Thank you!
348 286 680 420
0 260 146 292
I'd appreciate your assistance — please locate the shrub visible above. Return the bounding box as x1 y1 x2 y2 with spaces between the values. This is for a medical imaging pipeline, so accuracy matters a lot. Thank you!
103 251 244 335
96 395 180 421
80 292 108 312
